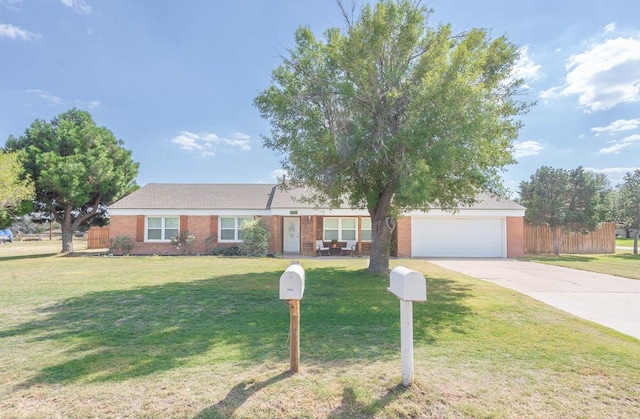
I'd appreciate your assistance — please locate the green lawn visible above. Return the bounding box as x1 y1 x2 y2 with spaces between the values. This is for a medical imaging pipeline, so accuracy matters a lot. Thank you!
1 242 639 417
522 251 640 280
617 237 638 248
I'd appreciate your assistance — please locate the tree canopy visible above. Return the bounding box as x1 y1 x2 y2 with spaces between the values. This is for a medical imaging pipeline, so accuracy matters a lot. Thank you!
518 166 606 255
0 150 35 229
617 169 640 254
254 0 530 272
4 108 139 252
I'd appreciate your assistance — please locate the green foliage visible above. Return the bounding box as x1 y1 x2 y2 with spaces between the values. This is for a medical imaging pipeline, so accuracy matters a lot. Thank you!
170 230 196 255
4 108 139 252
617 170 640 254
109 236 134 255
254 0 530 272
239 218 270 257
519 166 605 255
211 246 242 256
0 151 35 229
202 234 218 255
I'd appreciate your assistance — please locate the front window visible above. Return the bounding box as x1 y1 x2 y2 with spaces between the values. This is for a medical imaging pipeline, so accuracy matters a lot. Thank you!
323 218 358 241
361 218 372 241
219 217 252 241
146 216 179 241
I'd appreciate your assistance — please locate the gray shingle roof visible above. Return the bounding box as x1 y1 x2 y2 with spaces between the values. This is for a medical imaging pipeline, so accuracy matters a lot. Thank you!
109 183 276 210
109 184 524 211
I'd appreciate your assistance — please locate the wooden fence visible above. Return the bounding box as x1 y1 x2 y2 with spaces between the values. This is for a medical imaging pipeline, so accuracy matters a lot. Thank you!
87 226 110 249
524 222 615 254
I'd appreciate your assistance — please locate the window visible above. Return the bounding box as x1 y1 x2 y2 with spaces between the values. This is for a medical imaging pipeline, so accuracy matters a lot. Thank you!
146 216 179 241
323 218 357 241
219 216 252 241
361 218 372 241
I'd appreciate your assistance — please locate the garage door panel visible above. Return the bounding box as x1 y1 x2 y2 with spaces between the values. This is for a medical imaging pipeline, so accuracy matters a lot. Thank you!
411 218 504 257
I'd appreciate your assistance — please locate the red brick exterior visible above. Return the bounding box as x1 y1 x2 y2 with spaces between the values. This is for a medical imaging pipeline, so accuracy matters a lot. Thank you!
396 216 412 258
506 216 525 258
109 213 524 258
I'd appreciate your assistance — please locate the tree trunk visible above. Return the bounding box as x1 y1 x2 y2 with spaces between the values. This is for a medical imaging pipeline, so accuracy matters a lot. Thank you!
368 213 393 274
634 229 639 255
60 205 74 253
551 226 563 256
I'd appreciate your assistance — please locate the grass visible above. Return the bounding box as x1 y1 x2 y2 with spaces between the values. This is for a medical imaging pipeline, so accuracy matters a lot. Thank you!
1 241 639 417
617 237 638 248
522 251 640 280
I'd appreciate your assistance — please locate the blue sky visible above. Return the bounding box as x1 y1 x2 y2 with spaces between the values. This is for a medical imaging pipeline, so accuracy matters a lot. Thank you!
1 0 639 195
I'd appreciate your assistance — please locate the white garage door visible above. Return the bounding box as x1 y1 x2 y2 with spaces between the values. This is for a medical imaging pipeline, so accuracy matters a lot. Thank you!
411 218 504 257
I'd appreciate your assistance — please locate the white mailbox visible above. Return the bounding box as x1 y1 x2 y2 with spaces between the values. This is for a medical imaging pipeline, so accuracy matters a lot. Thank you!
279 263 305 300
388 266 426 301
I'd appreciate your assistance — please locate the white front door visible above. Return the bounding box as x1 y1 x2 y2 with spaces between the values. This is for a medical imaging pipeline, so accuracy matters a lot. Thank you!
283 217 301 253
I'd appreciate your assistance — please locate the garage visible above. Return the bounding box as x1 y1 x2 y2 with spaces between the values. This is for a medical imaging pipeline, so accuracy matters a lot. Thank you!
411 217 505 257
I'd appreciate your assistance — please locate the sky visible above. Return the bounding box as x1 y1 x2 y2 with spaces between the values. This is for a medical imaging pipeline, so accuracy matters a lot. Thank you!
1 0 640 196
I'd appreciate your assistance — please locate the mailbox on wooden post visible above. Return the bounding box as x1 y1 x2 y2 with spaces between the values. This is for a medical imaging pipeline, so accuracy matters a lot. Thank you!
279 263 305 373
388 266 427 386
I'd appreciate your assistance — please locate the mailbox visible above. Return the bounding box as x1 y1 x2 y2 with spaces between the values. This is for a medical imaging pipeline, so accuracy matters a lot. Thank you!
388 266 426 301
279 263 305 300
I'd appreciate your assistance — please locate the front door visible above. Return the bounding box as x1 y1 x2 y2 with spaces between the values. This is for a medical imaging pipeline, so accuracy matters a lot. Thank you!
283 217 301 253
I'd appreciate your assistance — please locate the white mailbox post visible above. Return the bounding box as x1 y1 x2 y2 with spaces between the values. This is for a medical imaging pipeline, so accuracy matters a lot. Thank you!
388 266 427 386
279 263 305 373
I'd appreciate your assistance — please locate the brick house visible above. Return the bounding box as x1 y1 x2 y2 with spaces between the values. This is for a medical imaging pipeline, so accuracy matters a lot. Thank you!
107 183 525 257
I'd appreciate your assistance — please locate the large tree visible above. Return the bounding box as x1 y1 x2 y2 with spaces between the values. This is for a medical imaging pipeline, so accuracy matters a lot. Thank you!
254 0 530 273
617 170 640 254
0 150 35 228
518 166 604 255
4 109 139 253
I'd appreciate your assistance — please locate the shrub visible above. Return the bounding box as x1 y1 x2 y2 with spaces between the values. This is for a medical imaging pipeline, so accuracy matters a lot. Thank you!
211 246 242 256
240 218 270 257
109 236 134 255
203 234 218 255
170 230 196 255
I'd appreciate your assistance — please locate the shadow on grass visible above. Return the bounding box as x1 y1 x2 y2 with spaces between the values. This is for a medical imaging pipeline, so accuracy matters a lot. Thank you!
0 252 59 261
195 370 293 418
327 384 408 418
1 266 472 389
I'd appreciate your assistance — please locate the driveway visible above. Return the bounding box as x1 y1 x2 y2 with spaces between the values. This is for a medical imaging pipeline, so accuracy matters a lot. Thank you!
427 258 640 340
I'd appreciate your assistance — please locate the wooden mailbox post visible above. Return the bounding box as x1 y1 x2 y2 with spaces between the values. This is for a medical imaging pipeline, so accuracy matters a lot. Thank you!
279 263 305 373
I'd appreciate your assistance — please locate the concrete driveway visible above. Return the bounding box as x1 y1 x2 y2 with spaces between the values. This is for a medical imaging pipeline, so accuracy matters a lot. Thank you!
427 258 640 340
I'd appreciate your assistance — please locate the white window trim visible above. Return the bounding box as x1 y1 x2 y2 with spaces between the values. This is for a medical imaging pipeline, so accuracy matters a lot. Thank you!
145 216 180 242
219 216 252 242
361 217 372 242
323 217 359 242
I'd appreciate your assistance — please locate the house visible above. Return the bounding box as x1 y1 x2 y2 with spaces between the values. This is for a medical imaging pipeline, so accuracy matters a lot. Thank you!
107 183 525 257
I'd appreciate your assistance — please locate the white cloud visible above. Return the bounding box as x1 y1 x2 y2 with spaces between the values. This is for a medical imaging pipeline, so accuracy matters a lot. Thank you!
585 166 640 184
604 22 616 34
74 99 101 109
591 118 640 135
170 131 252 156
512 46 541 86
1 0 23 11
562 37 640 112
513 140 543 158
597 133 640 154
60 0 91 14
538 86 563 100
0 23 41 40
270 169 288 180
26 89 63 104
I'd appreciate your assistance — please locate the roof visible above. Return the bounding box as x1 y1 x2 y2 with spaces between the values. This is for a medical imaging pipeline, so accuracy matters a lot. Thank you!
108 183 276 210
109 183 524 212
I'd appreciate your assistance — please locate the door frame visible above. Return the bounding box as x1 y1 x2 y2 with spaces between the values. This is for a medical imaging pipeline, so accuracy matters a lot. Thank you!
283 217 301 253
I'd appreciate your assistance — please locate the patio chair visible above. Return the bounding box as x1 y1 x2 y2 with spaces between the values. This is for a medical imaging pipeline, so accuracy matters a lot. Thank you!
316 240 330 256
341 240 357 256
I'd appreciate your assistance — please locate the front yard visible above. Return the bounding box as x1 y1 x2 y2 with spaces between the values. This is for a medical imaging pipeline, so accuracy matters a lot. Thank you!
0 242 639 417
